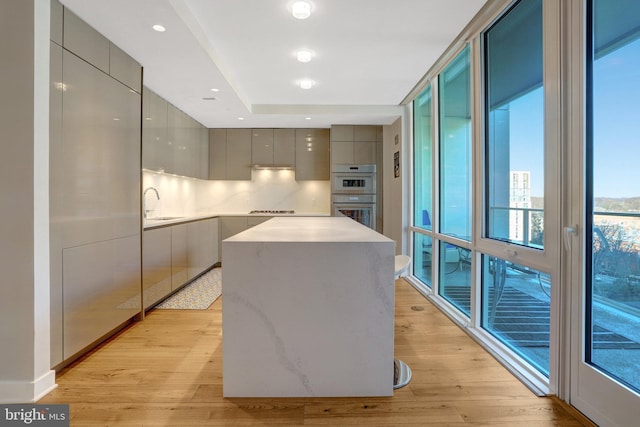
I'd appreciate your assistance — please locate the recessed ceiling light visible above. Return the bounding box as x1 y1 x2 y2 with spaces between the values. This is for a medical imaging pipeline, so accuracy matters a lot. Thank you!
211 88 220 92
299 79 315 89
292 1 311 19
305 117 312 120
238 117 245 121
296 50 312 63
152 24 166 32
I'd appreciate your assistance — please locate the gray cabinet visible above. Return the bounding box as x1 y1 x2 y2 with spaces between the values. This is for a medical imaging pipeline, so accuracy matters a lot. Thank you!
143 87 208 179
331 125 380 165
209 129 252 180
63 235 141 359
61 50 140 248
209 129 227 179
187 218 219 280
50 0 63 46
219 216 272 259
251 128 295 167
227 129 252 180
142 87 169 172
251 128 274 165
295 128 330 180
171 224 188 291
62 7 110 73
274 129 296 166
143 227 172 309
49 40 64 366
109 43 142 93
50 24 142 364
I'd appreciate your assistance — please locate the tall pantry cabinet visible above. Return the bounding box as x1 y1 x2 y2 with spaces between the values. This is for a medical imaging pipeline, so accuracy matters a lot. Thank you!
49 1 142 367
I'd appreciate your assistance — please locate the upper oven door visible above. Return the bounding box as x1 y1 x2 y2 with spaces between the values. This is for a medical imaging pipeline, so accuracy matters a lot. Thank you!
331 172 376 194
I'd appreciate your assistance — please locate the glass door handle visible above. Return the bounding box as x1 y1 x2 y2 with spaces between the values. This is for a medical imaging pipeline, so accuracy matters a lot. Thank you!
563 225 577 252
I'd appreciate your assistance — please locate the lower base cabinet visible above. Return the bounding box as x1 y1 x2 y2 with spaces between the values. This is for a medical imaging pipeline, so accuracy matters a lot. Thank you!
142 227 172 309
142 217 219 310
187 218 219 280
171 224 188 291
219 216 272 258
63 234 141 359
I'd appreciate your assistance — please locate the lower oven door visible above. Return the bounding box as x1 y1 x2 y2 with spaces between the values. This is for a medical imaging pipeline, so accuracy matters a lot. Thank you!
333 204 375 230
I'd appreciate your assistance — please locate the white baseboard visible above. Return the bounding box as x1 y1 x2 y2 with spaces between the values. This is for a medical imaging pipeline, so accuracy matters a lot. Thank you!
0 370 57 403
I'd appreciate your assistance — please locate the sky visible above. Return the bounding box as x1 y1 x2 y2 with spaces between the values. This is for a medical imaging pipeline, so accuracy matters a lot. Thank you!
505 37 640 199
593 38 640 198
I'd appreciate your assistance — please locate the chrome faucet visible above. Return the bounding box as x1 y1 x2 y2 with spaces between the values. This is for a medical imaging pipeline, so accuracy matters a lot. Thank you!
143 187 160 219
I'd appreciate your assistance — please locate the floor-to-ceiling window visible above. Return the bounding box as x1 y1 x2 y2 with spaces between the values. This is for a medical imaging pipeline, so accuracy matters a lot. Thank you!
413 85 433 286
409 0 552 389
438 46 472 315
481 0 549 376
408 0 640 424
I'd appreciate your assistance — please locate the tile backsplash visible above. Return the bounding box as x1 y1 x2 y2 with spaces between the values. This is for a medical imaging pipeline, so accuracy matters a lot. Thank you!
142 169 330 217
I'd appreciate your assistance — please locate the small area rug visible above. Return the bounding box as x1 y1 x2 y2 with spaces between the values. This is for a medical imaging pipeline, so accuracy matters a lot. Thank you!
156 267 222 310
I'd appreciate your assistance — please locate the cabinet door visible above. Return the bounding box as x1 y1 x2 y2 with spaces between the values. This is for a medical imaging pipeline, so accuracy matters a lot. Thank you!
353 126 378 164
354 141 377 164
63 235 141 359
198 126 210 179
331 125 355 164
50 41 64 367
171 224 188 290
219 216 249 259
226 129 252 180
251 128 274 165
295 128 330 180
354 125 378 141
187 219 217 280
61 50 140 248
62 8 109 73
167 104 188 176
142 87 169 172
274 128 296 165
331 125 354 141
142 228 172 309
109 43 141 93
209 129 227 180
331 140 355 165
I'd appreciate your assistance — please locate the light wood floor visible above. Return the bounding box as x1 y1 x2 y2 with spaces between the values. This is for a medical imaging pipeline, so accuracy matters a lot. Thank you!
40 279 590 426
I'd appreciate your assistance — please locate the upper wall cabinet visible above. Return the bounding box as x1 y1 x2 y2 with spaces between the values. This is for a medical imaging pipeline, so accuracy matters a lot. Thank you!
331 125 380 165
109 43 142 93
209 129 252 180
142 87 169 172
50 0 63 45
143 86 208 179
63 8 110 73
251 128 296 167
62 6 142 93
295 128 330 180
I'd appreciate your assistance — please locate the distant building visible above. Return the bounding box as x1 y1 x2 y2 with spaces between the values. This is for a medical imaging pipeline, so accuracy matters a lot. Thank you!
510 171 532 243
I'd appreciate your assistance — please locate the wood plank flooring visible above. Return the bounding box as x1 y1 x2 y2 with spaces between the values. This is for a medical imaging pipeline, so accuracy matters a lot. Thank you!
39 279 591 426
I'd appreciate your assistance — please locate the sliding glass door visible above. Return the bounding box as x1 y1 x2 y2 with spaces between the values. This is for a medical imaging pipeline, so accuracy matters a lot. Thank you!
570 1 640 425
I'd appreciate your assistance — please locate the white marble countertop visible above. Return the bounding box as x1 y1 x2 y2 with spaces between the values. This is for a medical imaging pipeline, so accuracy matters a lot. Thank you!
225 216 391 243
143 211 330 230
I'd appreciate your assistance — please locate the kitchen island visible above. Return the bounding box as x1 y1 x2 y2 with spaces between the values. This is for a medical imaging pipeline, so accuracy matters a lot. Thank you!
222 217 396 397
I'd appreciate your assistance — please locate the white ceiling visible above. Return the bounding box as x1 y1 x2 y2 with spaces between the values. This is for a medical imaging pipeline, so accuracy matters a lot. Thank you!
58 0 487 128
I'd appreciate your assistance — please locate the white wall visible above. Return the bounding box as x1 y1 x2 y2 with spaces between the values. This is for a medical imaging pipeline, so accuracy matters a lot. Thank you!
0 0 56 403
143 169 331 217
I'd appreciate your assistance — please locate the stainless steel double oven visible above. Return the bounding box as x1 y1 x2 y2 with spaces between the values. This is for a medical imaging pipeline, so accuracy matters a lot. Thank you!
331 164 376 230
